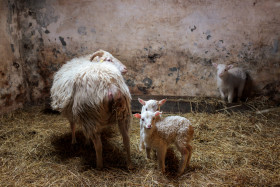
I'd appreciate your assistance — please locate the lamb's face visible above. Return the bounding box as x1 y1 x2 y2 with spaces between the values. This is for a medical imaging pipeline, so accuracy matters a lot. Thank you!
142 100 158 113
141 111 155 129
216 64 233 79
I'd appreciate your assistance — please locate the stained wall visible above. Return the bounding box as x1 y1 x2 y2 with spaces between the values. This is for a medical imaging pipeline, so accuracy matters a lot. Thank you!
1 0 279 113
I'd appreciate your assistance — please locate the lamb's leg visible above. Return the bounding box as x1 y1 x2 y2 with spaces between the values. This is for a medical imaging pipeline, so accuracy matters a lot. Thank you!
157 145 167 173
91 134 103 169
177 143 192 175
139 138 144 152
139 128 145 152
228 88 234 103
146 147 151 159
70 121 77 144
237 81 245 102
219 88 226 101
118 119 132 169
186 144 193 166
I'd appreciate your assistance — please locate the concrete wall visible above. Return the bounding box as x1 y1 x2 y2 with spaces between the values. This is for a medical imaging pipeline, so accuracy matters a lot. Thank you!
0 0 26 113
1 0 280 113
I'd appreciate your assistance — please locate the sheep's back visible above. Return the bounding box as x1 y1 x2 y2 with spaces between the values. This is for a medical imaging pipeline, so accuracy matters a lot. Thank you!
71 62 131 116
51 59 95 111
156 116 192 144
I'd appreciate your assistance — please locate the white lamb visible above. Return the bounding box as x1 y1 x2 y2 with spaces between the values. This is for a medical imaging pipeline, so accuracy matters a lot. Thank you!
137 98 167 151
50 50 132 169
134 111 194 175
213 63 247 103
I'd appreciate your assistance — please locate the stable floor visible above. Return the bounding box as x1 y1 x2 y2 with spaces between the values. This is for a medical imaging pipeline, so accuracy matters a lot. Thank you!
0 97 279 186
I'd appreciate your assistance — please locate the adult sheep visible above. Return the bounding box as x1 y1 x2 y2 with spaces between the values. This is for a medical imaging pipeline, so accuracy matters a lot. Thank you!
51 50 132 169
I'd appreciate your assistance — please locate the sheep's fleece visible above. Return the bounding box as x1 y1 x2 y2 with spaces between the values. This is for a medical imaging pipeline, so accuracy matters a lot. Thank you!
51 55 131 114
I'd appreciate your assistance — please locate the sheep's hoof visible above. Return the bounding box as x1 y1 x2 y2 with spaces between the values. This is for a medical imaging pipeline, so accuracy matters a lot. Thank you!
127 163 134 170
177 170 184 176
96 163 103 170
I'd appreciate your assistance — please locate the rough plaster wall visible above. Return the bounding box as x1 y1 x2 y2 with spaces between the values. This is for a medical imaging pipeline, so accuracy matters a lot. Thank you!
1 0 280 113
0 0 26 113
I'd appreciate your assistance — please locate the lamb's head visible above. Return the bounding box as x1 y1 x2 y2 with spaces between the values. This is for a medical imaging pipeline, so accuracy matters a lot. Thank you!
90 49 128 75
138 98 167 113
213 63 233 79
134 111 161 129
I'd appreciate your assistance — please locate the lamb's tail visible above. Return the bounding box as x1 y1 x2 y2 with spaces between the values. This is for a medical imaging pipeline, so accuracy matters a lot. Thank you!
188 125 194 140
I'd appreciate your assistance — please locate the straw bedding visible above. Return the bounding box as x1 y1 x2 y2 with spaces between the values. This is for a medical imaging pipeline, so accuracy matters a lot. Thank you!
0 97 279 186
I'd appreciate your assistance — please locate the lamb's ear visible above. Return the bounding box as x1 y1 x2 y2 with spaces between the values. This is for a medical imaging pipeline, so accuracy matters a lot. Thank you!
138 98 146 106
158 99 167 107
226 64 234 70
154 111 162 117
133 113 141 119
212 63 218 68
90 50 105 61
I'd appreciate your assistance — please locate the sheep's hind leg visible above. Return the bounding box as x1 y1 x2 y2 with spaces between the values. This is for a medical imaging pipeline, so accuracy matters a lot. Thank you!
91 134 103 169
70 121 77 144
118 119 132 169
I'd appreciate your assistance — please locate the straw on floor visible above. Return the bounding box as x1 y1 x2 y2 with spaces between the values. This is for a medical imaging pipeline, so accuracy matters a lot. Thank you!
0 96 279 186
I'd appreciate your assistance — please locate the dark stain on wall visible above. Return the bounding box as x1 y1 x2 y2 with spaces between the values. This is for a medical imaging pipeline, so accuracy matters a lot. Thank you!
78 26 87 35
10 44 15 52
262 81 280 100
125 79 135 87
19 0 59 28
59 37 66 46
169 67 178 72
143 77 153 88
13 62 20 69
148 53 161 63
137 86 148 94
272 39 278 53
203 58 212 66
190 25 196 32
52 48 61 58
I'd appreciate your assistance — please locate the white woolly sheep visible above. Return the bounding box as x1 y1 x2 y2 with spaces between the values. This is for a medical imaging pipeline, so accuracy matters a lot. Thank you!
134 111 194 175
213 63 247 103
50 50 132 169
51 50 128 144
137 98 167 151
